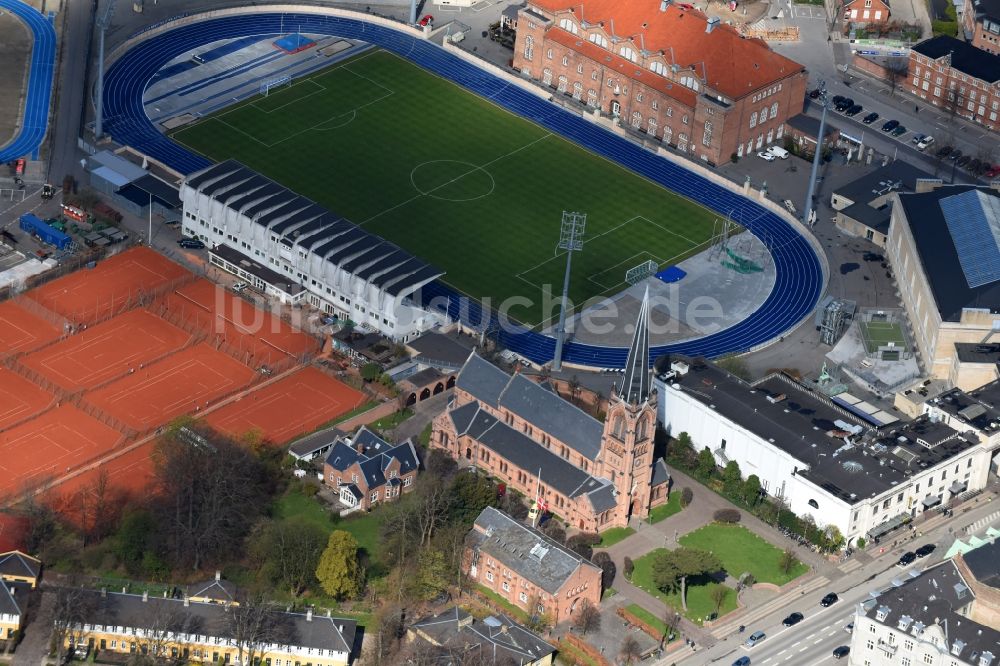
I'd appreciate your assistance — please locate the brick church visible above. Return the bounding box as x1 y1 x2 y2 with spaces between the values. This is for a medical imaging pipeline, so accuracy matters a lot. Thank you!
431 292 671 532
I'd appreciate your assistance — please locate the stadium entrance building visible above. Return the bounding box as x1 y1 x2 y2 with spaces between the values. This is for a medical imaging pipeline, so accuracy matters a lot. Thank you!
179 160 446 340
431 292 672 532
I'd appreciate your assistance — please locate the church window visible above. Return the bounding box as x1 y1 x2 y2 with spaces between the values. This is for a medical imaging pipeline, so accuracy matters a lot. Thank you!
636 418 648 441
612 415 625 439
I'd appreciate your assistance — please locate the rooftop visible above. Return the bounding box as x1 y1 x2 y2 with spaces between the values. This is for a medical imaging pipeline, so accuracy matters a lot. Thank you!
896 185 1000 321
407 331 477 369
288 428 346 459
955 343 1000 365
840 200 892 235
658 357 978 504
970 0 1000 20
0 550 40 580
786 113 840 140
211 245 303 296
913 35 1000 82
529 0 805 99
932 381 1000 435
468 507 600 595
962 538 1000 588
865 561 1000 665
409 606 556 665
833 161 933 207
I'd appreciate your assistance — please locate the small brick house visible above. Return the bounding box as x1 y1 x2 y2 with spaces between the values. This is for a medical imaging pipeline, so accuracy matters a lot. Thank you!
843 0 892 24
465 507 603 624
323 427 419 511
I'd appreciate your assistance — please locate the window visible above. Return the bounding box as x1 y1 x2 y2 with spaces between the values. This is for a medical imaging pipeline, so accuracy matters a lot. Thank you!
759 106 769 123
370 491 378 502
546 48 553 60
543 69 552 85
557 75 568 93
652 99 658 110
663 126 673 143
631 111 642 128
637 92 643 102
573 82 583 100
750 111 758 128
702 121 712 146
591 69 599 81
523 36 533 60
647 118 657 136
558 17 579 34
577 63 583 74
923 655 933 664
770 102 778 118
650 61 667 76
808 499 819 509
519 592 528 602
679 75 701 91
619 46 637 62
486 571 494 582
502 581 510 592
589 33 609 48
587 89 597 106
682 114 689 125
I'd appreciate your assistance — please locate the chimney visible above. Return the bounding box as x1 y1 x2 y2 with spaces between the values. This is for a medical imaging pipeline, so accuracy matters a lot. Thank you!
215 571 221 582
8 586 14 596
306 608 313 622
184 596 190 607
338 624 344 634
142 591 149 602
659 0 669 10
706 16 720 33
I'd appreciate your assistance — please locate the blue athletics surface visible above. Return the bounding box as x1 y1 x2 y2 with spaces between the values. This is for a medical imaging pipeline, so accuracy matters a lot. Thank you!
101 13 824 368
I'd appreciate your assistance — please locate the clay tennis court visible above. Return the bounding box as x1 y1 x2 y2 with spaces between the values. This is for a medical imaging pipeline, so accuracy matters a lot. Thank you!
0 405 122 498
28 247 191 325
0 300 64 354
44 441 156 520
21 309 192 391
86 343 257 431
161 279 318 365
0 367 55 429
204 366 366 445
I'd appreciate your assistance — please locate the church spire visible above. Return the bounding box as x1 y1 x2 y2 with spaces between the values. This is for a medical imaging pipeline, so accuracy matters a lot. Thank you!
619 286 650 405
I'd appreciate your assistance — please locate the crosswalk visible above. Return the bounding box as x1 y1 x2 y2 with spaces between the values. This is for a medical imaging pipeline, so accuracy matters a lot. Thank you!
710 575 830 638
965 510 1000 535
838 558 865 574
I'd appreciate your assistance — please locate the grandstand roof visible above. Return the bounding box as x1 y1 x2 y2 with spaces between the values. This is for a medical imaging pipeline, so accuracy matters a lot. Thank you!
527 0 804 99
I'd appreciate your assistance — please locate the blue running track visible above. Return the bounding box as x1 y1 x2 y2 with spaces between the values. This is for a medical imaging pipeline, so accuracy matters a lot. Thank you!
0 0 57 162
102 12 825 368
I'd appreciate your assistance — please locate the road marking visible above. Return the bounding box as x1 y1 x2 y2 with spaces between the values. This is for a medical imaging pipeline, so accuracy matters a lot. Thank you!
813 638 824 644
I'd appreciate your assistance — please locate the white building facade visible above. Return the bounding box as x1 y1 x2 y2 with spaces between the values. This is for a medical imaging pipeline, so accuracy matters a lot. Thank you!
180 160 446 340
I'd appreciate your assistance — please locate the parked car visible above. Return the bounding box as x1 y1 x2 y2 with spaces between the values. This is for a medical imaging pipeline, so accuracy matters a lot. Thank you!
757 151 776 161
915 544 936 558
937 145 954 158
911 133 926 144
782 612 804 627
733 658 751 666
898 551 917 566
833 646 850 659
968 158 983 173
845 104 863 116
891 125 907 137
917 135 935 150
767 146 790 159
419 14 434 26
862 112 880 124
835 97 854 112
949 149 963 161
809 88 821 99
177 238 206 249
956 155 972 168
831 95 846 107
744 631 766 648
844 622 854 633
820 593 839 607
881 119 900 132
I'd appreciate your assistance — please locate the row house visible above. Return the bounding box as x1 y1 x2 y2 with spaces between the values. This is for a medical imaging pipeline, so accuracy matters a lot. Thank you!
512 0 808 165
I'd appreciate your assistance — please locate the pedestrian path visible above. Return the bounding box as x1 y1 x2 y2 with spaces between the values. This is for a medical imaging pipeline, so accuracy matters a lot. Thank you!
965 510 1000 535
709 575 830 638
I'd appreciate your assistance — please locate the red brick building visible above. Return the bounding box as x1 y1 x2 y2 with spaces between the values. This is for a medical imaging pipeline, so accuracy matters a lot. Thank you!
432 293 672 533
511 0 808 165
323 427 419 511
962 0 1000 55
843 0 892 24
465 507 603 624
908 36 1000 132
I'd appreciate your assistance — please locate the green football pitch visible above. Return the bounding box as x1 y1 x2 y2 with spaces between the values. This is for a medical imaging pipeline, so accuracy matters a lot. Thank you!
172 49 718 327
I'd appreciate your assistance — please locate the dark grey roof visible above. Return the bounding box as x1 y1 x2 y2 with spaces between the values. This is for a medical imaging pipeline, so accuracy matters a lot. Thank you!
325 441 363 471
453 404 613 502
496 373 604 461
618 287 651 405
210 245 303 296
0 582 22 617
289 428 345 458
125 174 181 208
185 160 442 297
912 35 1000 82
586 484 617 513
931 384 1000 435
456 353 511 406
865 561 1000 663
785 113 839 140
0 551 40 579
401 367 445 388
659 357 978 504
358 441 419 490
342 484 362 500
468 508 600 595
410 606 555 665
409 333 478 369
501 3 524 20
832 161 932 207
187 575 238 603
651 458 671 487
75 590 356 656
839 201 891 234
955 342 1000 364
962 538 1000 588
896 185 1000 321
324 427 417 489
971 0 1000 21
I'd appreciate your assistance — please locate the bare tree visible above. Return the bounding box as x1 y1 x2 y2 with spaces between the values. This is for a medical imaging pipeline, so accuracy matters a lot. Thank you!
661 607 681 649
572 599 601 635
620 634 643 665
50 585 99 664
228 592 293 666
413 478 453 547
884 57 909 97
128 597 190 666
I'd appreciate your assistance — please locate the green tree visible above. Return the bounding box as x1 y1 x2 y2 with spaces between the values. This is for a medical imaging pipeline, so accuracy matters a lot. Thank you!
652 547 722 612
721 460 742 493
448 472 498 526
414 548 450 601
316 530 364 600
696 447 717 479
669 432 694 464
361 363 382 382
743 474 762 506
116 509 155 574
253 518 327 597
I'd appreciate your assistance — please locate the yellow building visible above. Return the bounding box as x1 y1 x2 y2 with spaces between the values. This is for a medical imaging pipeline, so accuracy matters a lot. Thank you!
186 571 238 606
407 607 555 665
67 589 356 666
0 584 22 641
0 551 41 589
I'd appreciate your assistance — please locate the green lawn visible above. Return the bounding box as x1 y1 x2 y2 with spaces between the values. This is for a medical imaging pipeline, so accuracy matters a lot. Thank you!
273 487 336 533
173 49 717 327
631 549 738 624
367 408 414 434
597 526 635 548
625 603 673 639
476 584 530 623
679 523 808 585
648 492 684 524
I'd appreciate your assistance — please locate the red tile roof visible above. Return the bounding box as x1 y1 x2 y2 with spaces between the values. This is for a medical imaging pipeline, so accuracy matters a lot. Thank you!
529 0 805 99
546 30 698 106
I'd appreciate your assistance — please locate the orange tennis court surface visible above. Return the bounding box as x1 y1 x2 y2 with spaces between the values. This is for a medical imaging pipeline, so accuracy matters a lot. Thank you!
46 441 156 516
86 343 258 431
161 279 318 364
204 366 366 445
0 367 55 429
0 405 122 498
0 300 63 354
28 247 191 325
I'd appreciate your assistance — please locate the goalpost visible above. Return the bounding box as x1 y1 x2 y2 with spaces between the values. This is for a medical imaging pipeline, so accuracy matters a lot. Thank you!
625 259 658 285
259 76 292 97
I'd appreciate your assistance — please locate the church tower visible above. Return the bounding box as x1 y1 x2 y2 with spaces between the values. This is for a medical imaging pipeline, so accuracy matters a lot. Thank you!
599 288 658 525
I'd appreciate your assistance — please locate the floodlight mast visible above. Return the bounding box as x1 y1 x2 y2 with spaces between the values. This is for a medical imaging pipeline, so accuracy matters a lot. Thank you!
94 0 118 141
552 211 586 372
802 81 828 227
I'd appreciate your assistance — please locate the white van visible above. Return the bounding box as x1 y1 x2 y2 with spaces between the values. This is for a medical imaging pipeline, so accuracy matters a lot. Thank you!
766 146 790 160
916 135 935 151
